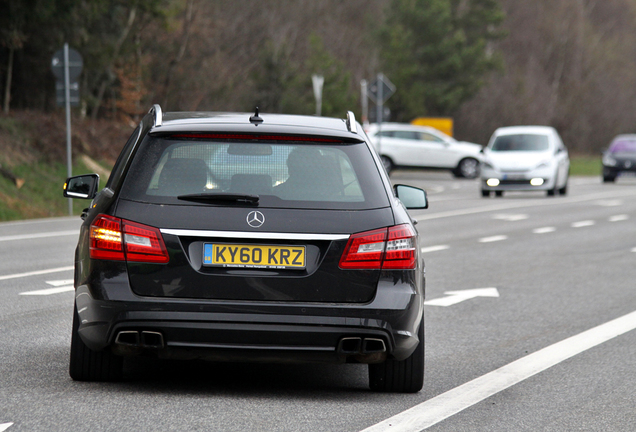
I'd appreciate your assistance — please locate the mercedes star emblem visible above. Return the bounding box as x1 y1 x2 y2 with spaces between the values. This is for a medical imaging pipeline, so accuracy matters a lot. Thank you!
246 210 265 228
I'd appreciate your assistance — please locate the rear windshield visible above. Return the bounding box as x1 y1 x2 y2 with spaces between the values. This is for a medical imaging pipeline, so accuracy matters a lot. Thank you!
119 136 390 210
609 139 636 153
491 134 549 152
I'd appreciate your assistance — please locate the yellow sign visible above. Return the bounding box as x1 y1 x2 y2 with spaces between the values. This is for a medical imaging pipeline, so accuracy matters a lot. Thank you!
411 117 454 137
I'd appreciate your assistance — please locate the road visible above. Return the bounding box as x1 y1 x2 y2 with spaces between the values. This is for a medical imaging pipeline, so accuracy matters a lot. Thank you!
1 172 635 431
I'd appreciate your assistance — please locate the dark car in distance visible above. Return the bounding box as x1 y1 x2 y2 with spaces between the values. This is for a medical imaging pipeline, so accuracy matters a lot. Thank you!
63 106 429 392
602 134 636 182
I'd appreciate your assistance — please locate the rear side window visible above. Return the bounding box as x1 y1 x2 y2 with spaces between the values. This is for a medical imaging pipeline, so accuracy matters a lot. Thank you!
119 137 389 210
491 134 549 152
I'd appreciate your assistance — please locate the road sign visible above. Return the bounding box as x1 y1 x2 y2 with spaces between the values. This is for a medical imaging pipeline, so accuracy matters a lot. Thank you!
51 47 83 82
367 73 395 105
55 81 80 106
312 74 324 116
52 47 82 107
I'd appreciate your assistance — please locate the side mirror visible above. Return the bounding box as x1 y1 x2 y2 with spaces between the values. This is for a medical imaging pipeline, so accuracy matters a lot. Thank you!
63 174 100 199
394 184 428 209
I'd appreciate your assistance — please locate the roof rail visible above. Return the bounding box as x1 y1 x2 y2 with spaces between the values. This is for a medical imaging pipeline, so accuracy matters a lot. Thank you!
346 111 357 134
149 104 163 127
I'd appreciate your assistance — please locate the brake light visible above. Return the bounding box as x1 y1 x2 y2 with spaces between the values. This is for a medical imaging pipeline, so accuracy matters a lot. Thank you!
89 215 169 263
170 133 341 142
339 224 416 270
90 215 124 260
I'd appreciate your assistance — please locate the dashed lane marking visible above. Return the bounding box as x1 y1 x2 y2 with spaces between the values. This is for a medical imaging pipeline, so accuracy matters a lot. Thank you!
20 286 74 296
571 220 595 228
493 214 528 221
360 309 636 432
0 423 13 431
0 230 77 242
412 189 635 222
609 214 629 222
420 245 450 254
478 235 508 243
533 227 556 234
0 266 73 282
45 279 73 287
19 279 74 296
596 199 623 207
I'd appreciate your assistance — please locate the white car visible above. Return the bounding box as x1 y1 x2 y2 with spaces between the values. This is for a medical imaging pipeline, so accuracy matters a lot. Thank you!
366 123 483 178
480 126 570 197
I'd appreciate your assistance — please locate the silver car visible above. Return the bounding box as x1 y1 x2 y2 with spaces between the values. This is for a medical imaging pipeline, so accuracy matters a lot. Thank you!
480 126 570 197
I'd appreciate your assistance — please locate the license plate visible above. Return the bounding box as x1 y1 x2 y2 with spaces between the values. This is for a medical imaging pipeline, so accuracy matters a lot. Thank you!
502 173 525 180
203 243 306 269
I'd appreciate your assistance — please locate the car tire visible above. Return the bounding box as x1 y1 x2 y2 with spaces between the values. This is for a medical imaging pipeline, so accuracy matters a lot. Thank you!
380 156 394 174
559 181 568 195
603 175 616 183
495 190 503 197
69 302 123 382
368 319 424 393
455 158 480 179
481 190 490 197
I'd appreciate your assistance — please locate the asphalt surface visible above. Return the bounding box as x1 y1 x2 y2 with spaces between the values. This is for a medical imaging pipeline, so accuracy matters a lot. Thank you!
1 171 635 431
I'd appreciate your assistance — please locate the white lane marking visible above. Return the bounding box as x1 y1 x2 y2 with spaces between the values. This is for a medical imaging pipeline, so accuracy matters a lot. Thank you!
571 220 595 228
413 189 636 221
360 309 636 432
478 235 508 243
0 266 73 282
632 247 636 253
45 279 74 287
0 230 77 242
596 199 623 207
420 245 450 254
20 285 74 296
424 288 499 307
0 423 13 432
533 227 556 234
609 214 629 222
493 214 528 221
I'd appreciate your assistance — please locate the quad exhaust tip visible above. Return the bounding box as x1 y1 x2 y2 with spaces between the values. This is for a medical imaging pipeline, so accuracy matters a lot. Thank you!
115 330 164 349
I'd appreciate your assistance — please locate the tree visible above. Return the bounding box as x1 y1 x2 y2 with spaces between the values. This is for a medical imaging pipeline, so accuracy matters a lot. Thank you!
378 0 505 121
250 34 357 117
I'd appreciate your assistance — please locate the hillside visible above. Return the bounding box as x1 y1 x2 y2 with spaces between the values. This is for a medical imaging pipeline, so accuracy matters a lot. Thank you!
0 110 133 221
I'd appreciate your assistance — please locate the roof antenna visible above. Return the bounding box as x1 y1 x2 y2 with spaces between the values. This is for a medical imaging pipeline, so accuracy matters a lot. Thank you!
249 107 263 124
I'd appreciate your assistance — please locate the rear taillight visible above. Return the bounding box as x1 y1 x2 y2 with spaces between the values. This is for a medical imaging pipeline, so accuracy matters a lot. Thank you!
383 225 417 269
90 215 124 261
122 220 170 263
338 228 387 269
339 224 416 270
89 215 169 264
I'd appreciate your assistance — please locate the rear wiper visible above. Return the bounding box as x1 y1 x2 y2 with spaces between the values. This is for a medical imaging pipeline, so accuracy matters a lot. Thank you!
177 192 259 204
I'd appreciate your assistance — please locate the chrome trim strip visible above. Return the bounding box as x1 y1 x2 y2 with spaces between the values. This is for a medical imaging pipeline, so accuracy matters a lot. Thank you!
161 229 350 241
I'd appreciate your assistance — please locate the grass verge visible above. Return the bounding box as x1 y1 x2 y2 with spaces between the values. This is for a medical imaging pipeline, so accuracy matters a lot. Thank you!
569 155 601 176
0 158 111 221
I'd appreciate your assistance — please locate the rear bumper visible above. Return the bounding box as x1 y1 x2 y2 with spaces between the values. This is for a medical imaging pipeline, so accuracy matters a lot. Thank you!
75 276 424 363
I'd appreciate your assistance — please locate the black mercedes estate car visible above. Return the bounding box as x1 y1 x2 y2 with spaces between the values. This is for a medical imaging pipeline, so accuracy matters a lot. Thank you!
63 105 428 392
